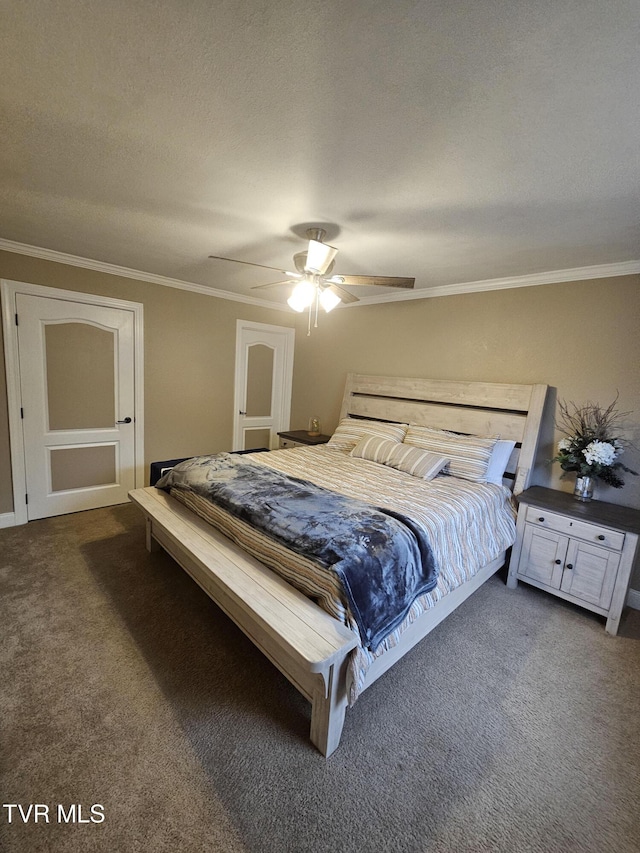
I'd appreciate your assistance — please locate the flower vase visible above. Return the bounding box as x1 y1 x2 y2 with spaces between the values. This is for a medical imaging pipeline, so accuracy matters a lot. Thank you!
574 475 595 502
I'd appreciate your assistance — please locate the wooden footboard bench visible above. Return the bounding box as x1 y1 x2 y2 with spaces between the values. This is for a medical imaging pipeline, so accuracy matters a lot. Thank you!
129 486 358 757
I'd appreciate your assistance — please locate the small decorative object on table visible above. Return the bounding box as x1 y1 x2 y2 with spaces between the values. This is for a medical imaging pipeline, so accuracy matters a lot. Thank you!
551 396 637 501
308 416 321 436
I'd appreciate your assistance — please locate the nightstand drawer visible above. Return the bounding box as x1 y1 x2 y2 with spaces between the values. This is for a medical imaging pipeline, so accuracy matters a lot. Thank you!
524 506 625 551
279 438 302 449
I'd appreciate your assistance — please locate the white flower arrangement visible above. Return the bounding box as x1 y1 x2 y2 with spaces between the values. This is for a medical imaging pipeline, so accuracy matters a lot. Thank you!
552 397 637 489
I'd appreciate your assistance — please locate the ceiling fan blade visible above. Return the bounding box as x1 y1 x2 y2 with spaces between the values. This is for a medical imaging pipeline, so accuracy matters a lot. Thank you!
330 274 415 289
209 254 295 275
250 279 299 290
325 283 359 304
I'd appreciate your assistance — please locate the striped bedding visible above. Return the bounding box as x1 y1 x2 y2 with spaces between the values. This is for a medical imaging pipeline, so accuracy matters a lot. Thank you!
168 445 517 703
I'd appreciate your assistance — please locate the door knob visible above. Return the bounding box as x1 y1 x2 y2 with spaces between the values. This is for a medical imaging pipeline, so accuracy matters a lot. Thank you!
116 417 132 424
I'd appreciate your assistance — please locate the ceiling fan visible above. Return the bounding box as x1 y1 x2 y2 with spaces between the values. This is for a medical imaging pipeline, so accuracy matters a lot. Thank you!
209 228 415 333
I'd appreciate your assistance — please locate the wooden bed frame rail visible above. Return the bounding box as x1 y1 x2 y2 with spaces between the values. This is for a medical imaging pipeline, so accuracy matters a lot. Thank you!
130 374 548 756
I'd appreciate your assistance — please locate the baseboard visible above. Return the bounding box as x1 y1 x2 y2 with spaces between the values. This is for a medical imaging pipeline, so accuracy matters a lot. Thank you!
0 512 16 529
626 588 640 611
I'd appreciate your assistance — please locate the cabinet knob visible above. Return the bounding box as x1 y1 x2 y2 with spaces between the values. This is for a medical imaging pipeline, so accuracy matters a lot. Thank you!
554 559 562 564
538 516 545 522
565 563 573 570
597 534 605 541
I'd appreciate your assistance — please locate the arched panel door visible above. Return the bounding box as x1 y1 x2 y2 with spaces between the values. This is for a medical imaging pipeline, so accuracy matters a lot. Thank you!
16 293 137 519
234 321 295 451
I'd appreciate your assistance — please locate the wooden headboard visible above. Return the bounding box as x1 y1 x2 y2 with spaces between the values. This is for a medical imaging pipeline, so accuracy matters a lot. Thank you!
338 374 548 494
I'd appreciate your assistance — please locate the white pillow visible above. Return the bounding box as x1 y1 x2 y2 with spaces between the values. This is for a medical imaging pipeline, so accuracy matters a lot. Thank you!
403 425 497 482
350 435 450 480
327 418 408 451
485 439 516 485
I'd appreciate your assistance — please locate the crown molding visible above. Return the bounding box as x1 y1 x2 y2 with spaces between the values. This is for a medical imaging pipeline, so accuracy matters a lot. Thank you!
0 238 290 312
0 238 638 311
346 259 640 307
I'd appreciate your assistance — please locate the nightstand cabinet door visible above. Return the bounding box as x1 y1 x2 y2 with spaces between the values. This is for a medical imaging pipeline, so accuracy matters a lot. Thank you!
559 540 620 610
520 525 567 588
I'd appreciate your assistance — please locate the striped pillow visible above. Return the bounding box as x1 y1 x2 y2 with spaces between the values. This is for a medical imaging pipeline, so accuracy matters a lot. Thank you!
350 435 449 480
327 418 408 450
403 425 496 482
385 444 450 480
350 434 398 464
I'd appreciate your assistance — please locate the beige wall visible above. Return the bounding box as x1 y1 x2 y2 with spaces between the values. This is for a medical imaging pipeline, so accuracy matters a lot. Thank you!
289 274 640 512
0 251 295 514
2 252 638 582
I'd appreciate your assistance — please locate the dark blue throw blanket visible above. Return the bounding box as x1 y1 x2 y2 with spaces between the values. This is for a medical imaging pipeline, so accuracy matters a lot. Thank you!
157 453 438 650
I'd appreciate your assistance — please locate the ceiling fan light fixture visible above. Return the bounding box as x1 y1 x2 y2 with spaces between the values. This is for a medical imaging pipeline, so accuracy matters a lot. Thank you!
319 287 341 313
305 239 338 275
287 279 315 312
211 226 413 327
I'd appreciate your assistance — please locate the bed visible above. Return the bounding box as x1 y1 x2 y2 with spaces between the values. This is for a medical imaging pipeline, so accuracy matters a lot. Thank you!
129 374 547 756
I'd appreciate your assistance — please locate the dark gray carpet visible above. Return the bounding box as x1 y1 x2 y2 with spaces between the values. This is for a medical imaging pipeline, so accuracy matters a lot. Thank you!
1 503 639 853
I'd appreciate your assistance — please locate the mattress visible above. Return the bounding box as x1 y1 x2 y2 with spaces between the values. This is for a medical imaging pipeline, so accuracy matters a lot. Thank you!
168 445 517 702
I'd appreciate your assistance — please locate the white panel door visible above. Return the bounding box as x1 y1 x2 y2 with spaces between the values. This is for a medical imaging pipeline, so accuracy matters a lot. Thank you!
17 293 136 519
234 321 295 451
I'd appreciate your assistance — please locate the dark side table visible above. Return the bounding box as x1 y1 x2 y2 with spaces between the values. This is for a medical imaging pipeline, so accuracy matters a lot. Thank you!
277 430 331 449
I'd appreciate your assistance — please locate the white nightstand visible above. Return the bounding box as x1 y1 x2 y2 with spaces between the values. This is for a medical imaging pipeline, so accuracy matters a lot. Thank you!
507 486 640 635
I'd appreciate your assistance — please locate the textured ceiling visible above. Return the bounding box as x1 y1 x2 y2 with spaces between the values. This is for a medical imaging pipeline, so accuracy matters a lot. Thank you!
1 0 638 307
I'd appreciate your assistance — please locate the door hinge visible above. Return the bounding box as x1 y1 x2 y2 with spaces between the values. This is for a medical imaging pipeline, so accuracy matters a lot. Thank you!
20 407 24 419
25 494 28 505
15 313 19 326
